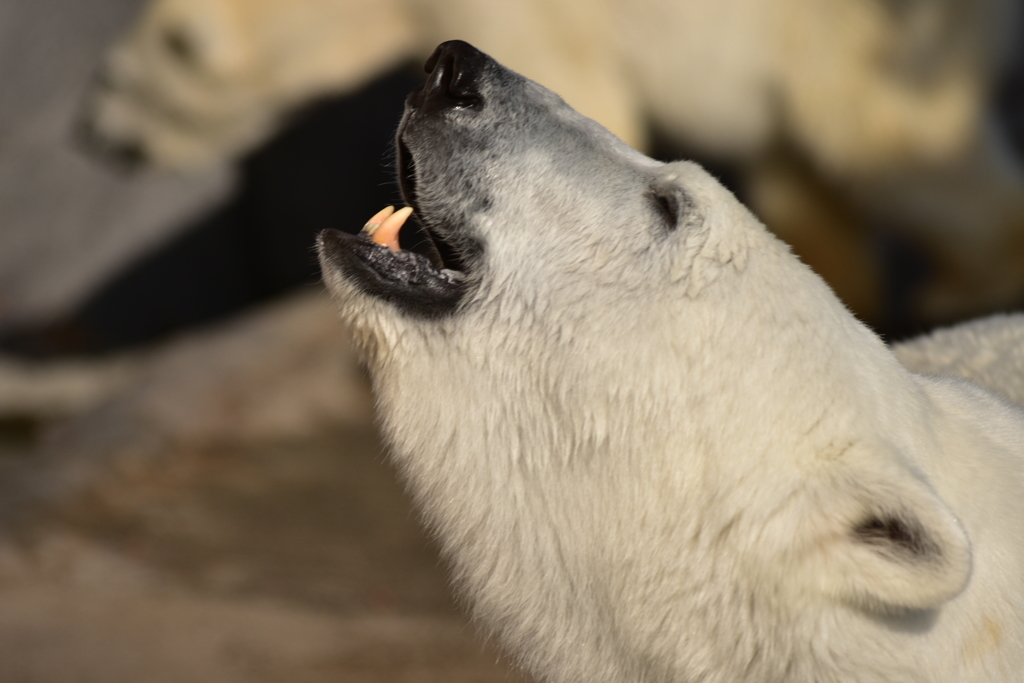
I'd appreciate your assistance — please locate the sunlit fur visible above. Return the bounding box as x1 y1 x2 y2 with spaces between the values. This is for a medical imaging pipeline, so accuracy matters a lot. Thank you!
320 49 1024 683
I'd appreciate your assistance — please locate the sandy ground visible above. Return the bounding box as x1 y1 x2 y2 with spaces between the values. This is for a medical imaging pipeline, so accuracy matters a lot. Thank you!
0 426 530 682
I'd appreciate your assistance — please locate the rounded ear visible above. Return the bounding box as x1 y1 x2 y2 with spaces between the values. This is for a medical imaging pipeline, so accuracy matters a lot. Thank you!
656 162 752 293
802 458 971 613
649 175 696 232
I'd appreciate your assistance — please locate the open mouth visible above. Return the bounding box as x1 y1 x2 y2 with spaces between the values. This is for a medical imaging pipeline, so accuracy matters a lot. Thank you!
356 203 467 287
317 133 471 318
395 136 469 276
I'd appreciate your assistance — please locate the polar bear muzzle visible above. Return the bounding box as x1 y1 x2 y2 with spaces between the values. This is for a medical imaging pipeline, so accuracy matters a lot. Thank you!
318 41 502 318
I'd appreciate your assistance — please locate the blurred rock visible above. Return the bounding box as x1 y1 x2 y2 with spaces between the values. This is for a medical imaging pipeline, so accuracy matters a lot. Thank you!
0 439 527 682
0 355 142 420
0 591 523 683
0 289 373 527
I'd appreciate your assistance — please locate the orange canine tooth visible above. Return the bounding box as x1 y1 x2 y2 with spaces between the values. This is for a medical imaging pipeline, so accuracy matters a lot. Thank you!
362 206 396 236
373 206 413 252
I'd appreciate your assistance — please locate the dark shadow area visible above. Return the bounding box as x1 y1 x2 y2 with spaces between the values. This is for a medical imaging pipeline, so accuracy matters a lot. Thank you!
0 64 423 357
872 228 936 343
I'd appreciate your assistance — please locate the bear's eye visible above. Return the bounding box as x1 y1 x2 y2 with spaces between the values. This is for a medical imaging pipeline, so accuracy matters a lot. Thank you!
649 189 679 231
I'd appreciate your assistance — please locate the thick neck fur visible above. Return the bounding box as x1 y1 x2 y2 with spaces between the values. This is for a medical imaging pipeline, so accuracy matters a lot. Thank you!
357 221 936 682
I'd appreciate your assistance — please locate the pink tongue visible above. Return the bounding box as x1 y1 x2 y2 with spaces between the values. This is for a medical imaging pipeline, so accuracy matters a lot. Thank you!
364 206 413 252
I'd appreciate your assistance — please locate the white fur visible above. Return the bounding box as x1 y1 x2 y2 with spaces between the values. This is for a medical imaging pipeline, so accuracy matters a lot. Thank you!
320 48 1024 682
893 314 1024 409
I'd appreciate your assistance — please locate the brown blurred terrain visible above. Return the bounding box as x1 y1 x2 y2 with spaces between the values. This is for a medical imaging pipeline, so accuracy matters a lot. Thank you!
0 291 530 682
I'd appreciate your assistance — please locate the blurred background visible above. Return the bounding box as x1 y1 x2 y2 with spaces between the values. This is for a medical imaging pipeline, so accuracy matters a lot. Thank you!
0 0 1022 680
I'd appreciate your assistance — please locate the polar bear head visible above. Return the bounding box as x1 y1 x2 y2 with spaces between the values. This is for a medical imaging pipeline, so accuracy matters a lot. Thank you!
320 41 974 681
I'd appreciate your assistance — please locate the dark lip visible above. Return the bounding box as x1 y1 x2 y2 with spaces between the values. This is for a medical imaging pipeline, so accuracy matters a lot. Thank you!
315 118 471 318
319 228 467 318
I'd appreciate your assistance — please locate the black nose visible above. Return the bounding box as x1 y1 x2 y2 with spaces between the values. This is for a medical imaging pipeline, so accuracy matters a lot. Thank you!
417 40 485 113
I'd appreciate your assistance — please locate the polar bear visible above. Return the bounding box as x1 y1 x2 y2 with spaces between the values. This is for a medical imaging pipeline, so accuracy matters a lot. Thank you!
87 0 1024 334
320 41 1024 683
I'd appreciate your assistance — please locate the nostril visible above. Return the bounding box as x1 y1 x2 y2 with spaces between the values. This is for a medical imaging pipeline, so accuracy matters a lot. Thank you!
446 57 480 106
421 40 483 111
